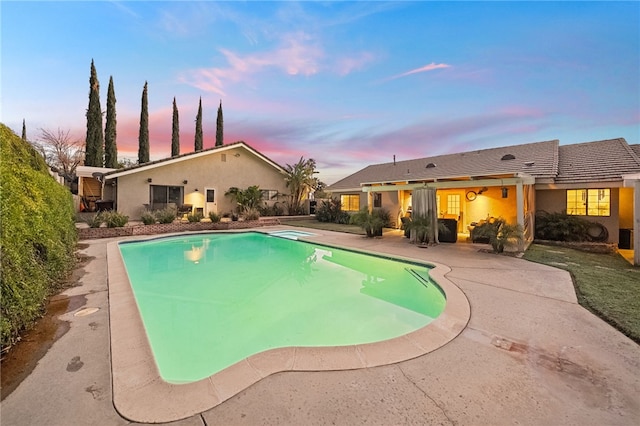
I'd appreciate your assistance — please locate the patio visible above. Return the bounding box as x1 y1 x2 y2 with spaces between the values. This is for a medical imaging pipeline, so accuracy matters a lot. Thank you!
1 227 638 425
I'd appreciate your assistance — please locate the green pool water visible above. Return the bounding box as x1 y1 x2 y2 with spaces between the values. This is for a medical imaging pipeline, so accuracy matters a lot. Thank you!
118 232 446 383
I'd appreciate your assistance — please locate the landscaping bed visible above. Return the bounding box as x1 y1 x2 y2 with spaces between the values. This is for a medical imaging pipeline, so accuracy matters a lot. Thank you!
77 218 280 240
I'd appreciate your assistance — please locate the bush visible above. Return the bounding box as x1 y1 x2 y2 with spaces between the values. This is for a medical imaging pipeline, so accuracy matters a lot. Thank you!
316 197 350 224
187 212 204 223
155 207 176 224
258 202 284 216
535 211 600 242
140 210 156 225
1 124 77 349
101 210 129 228
85 213 103 228
350 207 390 237
208 211 221 223
244 208 260 221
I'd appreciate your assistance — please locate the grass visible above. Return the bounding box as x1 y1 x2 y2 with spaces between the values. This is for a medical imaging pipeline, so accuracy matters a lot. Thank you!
523 243 640 344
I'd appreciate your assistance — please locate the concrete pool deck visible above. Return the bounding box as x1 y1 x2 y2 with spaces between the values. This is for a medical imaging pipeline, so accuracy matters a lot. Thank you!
2 226 639 425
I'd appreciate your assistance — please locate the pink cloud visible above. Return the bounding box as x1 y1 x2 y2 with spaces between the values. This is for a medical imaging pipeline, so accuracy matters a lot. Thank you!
335 52 376 76
387 62 452 81
178 32 323 95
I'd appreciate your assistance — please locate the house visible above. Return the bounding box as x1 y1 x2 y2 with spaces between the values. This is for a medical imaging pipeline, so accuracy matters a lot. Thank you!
91 142 289 220
327 138 640 262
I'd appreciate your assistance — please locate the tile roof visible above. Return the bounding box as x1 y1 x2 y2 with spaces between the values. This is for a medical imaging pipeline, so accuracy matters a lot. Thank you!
328 140 559 191
630 144 640 159
104 141 286 178
556 138 640 183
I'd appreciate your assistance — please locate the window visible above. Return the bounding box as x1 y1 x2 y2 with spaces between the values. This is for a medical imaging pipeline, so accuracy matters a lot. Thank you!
206 189 215 203
341 194 360 211
373 193 382 208
151 185 183 207
261 190 278 201
566 189 610 216
447 194 460 215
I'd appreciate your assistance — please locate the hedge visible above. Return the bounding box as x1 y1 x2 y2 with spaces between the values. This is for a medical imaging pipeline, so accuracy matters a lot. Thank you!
0 124 77 349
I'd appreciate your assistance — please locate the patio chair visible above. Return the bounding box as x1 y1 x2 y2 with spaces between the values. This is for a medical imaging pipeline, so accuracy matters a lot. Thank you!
177 204 193 216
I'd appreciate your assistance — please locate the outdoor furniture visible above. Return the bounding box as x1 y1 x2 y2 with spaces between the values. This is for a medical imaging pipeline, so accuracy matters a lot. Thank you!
437 218 458 243
177 204 193 216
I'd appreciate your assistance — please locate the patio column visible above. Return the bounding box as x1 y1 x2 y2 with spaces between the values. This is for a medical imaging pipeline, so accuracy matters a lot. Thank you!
516 180 524 228
635 179 640 266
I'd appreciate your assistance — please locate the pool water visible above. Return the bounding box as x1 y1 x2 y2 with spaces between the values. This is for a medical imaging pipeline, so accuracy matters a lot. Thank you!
268 229 316 239
118 232 446 383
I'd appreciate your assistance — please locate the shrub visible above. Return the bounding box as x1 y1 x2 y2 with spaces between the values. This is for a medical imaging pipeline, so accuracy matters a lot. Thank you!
85 213 103 228
155 207 176 224
258 202 284 216
208 211 221 223
1 124 77 349
350 207 386 237
535 211 595 242
140 210 156 225
316 197 350 224
101 210 129 228
187 212 204 223
244 208 260 221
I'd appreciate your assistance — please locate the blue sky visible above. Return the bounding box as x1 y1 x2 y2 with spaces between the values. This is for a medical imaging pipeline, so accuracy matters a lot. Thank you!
2 1 639 184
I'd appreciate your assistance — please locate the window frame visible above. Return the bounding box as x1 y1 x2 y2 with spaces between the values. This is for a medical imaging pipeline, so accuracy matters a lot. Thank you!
150 185 184 208
566 188 610 217
340 194 360 212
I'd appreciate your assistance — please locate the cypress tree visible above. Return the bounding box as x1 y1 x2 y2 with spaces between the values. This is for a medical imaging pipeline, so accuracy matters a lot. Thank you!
171 97 180 157
195 97 203 152
85 59 104 166
138 81 150 164
104 76 118 168
21 119 27 141
215 100 223 146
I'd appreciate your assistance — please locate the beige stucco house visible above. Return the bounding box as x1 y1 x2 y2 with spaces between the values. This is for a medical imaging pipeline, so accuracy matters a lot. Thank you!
327 138 640 263
93 142 289 220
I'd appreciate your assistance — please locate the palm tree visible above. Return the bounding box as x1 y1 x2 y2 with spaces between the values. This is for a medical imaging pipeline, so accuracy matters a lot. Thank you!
225 185 263 219
284 157 317 215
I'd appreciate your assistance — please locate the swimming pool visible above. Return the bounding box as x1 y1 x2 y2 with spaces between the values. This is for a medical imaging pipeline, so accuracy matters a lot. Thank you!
118 232 446 384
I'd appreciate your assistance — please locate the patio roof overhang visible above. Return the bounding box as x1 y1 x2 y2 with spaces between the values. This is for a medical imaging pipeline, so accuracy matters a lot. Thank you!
360 173 535 192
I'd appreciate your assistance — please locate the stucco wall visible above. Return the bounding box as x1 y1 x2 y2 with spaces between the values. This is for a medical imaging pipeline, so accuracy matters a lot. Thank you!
112 147 288 219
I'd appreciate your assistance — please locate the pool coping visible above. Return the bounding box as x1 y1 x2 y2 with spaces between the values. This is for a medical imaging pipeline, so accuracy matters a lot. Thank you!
107 229 471 423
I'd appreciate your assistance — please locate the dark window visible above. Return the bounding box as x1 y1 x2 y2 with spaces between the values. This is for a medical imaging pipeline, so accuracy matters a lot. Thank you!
373 193 382 208
150 185 183 208
206 189 215 203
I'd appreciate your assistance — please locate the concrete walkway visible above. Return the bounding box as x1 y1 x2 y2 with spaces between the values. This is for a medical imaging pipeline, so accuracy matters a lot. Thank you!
1 228 639 425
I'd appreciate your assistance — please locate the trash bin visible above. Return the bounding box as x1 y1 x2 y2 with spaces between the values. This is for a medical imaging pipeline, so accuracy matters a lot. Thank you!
619 229 633 249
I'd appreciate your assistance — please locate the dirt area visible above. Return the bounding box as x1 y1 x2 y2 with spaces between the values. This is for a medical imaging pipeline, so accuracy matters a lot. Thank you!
0 245 91 400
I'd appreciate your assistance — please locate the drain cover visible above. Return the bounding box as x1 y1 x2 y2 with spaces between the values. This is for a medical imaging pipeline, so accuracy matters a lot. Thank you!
74 307 100 317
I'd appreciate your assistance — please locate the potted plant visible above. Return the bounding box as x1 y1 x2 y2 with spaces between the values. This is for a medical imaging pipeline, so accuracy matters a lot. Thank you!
350 207 385 238
472 218 523 253
494 222 524 253
404 214 449 246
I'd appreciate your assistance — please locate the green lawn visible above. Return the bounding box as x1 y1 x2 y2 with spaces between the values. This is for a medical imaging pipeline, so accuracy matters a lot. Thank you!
523 244 640 344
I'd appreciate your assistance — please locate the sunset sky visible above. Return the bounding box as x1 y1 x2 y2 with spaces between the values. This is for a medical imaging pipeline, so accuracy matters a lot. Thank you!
2 1 639 184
